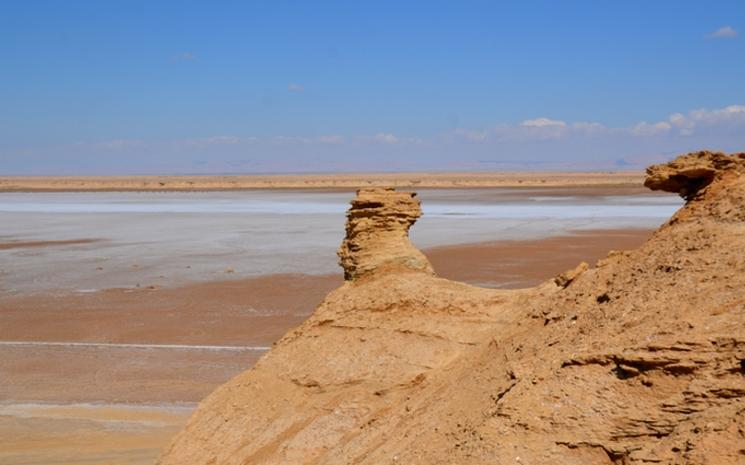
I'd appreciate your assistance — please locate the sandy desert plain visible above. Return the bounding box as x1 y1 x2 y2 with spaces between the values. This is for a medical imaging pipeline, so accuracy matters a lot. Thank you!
0 173 682 465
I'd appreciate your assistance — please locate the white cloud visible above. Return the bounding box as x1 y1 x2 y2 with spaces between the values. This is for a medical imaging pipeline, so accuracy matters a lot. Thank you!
707 25 738 39
487 119 606 141
317 135 344 144
272 136 310 144
612 105 745 137
374 133 398 144
288 83 305 93
520 117 567 128
668 113 688 125
80 104 745 166
26 102 745 175
630 121 672 136
571 121 606 133
668 113 695 135
466 104 745 142
572 121 605 132
508 117 570 140
688 105 745 124
204 135 240 145
454 128 487 142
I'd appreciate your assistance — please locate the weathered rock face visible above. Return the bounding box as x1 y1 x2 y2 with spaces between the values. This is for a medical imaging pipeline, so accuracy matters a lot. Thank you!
644 150 745 200
157 151 745 465
646 151 745 225
337 188 434 280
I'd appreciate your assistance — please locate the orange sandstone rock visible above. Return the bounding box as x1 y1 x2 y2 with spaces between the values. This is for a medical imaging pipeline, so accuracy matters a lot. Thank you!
337 188 434 280
644 150 745 200
158 151 745 465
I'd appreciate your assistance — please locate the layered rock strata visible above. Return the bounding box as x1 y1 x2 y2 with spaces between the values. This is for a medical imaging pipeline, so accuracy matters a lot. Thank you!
158 151 745 465
337 188 434 280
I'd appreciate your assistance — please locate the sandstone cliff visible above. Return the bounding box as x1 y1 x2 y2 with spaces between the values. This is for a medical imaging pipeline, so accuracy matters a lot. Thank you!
157 151 745 465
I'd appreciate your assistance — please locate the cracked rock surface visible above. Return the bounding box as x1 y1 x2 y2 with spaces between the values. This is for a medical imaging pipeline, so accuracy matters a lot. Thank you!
158 152 745 465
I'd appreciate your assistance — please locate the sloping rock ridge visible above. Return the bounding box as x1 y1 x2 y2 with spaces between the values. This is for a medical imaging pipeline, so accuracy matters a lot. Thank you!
157 151 745 465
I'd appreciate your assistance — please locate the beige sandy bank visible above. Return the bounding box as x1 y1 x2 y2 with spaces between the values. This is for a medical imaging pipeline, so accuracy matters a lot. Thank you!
0 171 644 192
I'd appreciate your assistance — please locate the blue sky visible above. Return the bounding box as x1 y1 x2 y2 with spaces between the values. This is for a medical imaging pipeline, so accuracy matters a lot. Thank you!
1 1 744 174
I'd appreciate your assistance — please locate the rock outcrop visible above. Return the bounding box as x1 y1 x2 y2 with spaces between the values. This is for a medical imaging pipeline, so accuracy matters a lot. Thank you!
645 150 745 200
157 151 745 465
337 188 434 280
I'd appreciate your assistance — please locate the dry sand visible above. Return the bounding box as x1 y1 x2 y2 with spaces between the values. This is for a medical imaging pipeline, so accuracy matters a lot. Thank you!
0 403 192 465
0 172 644 192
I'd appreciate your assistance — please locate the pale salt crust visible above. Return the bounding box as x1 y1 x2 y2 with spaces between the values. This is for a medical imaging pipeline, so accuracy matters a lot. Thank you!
0 189 682 293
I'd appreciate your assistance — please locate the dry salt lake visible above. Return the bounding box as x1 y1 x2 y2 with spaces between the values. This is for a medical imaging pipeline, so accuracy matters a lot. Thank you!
0 188 682 294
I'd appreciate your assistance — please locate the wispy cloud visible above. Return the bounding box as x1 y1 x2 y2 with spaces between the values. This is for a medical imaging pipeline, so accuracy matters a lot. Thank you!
317 135 344 144
687 104 745 124
453 128 487 142
272 135 311 144
507 117 570 139
174 107 745 149
448 104 745 143
630 121 672 136
373 133 398 144
520 117 566 128
204 135 240 144
56 104 745 175
287 83 305 93
639 105 745 136
571 122 606 133
707 25 738 39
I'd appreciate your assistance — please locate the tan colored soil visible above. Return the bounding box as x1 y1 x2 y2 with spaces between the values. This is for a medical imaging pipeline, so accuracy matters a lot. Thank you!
0 172 643 192
0 404 191 465
0 274 340 347
426 229 653 288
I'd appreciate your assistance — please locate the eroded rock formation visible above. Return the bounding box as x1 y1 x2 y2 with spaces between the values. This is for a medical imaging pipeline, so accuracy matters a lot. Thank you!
337 188 434 280
645 150 745 200
157 151 745 465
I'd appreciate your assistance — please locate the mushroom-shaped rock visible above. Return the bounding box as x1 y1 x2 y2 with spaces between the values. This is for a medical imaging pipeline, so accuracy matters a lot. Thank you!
337 187 434 280
646 150 745 224
644 150 745 200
